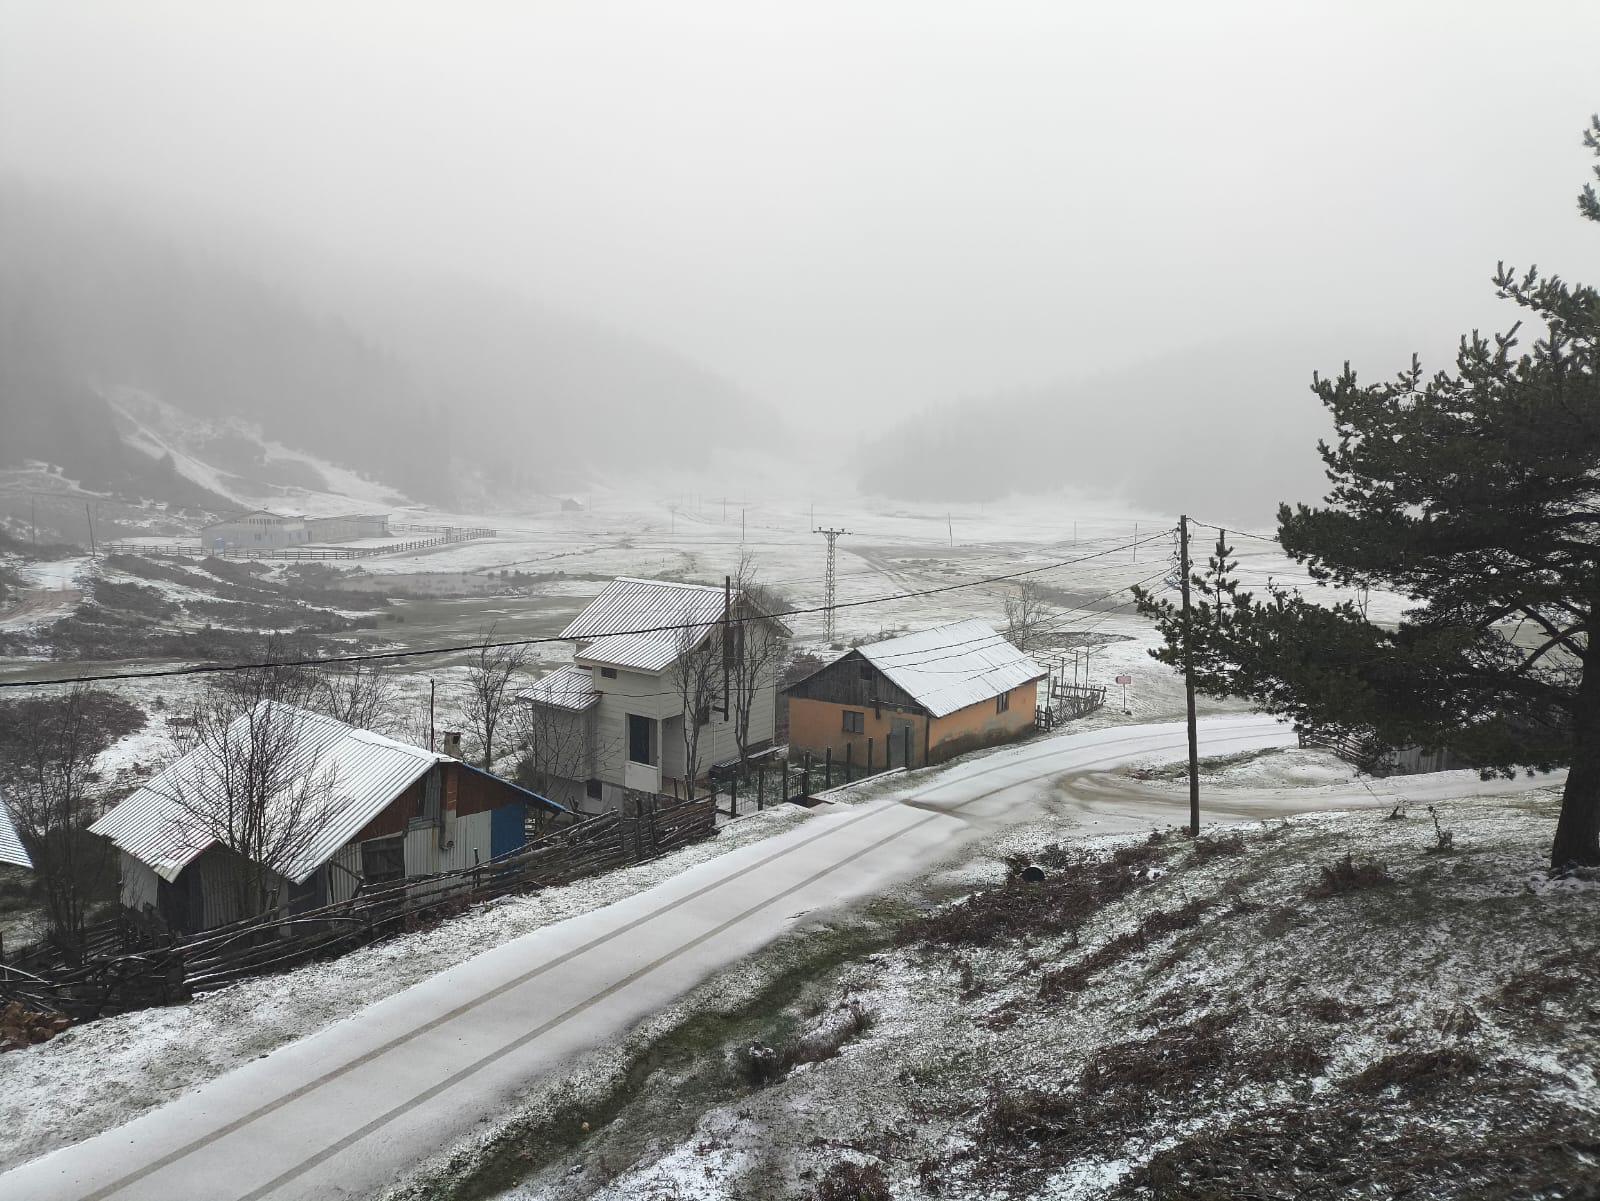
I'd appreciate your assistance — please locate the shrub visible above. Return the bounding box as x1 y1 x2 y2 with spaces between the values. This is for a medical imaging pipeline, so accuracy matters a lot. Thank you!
1308 853 1392 897
813 1160 891 1201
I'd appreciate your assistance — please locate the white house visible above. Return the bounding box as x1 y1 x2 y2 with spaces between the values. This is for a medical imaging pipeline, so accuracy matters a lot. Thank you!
520 577 784 812
201 509 311 551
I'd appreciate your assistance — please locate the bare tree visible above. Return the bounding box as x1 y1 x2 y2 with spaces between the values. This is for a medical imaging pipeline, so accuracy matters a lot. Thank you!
311 661 397 733
162 671 337 922
729 555 789 768
0 686 116 950
463 626 530 770
1003 581 1055 653
669 607 722 798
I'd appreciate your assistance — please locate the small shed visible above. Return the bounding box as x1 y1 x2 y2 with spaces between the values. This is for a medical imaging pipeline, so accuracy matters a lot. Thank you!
785 620 1046 769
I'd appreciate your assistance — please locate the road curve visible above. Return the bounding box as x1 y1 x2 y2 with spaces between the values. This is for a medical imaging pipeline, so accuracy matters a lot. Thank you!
0 715 1553 1201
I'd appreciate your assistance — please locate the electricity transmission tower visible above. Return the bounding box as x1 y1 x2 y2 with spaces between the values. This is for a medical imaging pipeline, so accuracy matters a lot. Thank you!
815 527 850 643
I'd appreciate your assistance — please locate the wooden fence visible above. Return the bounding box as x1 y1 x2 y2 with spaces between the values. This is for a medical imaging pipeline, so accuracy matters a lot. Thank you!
1 796 715 1024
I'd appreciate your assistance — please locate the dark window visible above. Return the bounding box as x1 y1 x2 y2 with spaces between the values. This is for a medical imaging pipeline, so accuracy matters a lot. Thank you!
843 710 865 734
586 778 603 800
996 691 1011 714
360 835 406 885
600 667 618 679
627 713 654 765
859 662 873 682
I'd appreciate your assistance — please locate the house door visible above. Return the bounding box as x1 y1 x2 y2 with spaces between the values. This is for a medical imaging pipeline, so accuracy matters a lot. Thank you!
890 719 915 768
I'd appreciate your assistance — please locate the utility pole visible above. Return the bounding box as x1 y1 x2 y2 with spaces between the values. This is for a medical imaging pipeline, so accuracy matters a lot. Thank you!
947 513 953 547
85 503 96 556
1133 521 1139 564
429 679 437 752
815 527 849 644
741 508 746 544
1179 514 1200 836
721 574 732 720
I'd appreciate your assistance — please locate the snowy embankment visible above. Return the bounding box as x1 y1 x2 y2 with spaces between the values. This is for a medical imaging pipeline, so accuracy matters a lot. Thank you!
405 783 1598 1201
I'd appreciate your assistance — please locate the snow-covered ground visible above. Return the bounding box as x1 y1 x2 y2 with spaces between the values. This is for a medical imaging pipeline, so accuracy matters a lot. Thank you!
0 716 1562 1200
453 787 1595 1201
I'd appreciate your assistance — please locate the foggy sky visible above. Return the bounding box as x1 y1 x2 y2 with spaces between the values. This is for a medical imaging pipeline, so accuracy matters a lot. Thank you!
3 1 1598 432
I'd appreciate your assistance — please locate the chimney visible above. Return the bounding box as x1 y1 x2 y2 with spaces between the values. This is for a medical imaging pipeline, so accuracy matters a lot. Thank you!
441 730 463 757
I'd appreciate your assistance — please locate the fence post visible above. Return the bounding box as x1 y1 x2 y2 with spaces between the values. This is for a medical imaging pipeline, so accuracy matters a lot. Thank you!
904 725 913 770
730 773 738 819
824 746 832 791
845 741 853 784
803 752 812 798
867 737 874 777
782 758 789 801
757 766 765 810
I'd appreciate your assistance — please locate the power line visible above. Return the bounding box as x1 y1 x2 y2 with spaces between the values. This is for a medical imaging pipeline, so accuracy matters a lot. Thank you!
0 530 1174 691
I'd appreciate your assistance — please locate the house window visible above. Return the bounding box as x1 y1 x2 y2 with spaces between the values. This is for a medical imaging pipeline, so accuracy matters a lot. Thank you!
586 778 603 800
360 835 406 885
843 710 865 734
627 713 655 765
859 663 873 682
996 691 1011 714
600 667 618 679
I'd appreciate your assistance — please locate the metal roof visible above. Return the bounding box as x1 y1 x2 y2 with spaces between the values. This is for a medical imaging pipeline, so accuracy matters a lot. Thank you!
858 619 1047 719
0 795 31 870
517 665 601 712
91 706 447 885
562 577 727 673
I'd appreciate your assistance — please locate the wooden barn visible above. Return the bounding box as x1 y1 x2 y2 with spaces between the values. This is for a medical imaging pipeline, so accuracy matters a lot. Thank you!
90 707 566 935
785 619 1046 770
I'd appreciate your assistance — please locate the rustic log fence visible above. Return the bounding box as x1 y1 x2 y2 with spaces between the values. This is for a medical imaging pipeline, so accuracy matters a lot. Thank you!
1 795 715 1026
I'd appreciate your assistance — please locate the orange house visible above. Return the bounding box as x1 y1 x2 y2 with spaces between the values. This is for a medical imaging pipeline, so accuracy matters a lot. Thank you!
784 620 1047 771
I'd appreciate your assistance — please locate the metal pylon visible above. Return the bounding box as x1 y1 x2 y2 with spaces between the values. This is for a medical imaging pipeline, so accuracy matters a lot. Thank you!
815 527 849 643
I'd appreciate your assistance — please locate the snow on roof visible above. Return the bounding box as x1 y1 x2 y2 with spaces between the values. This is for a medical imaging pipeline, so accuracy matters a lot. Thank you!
858 619 1047 719
562 577 728 673
0 795 32 871
91 706 448 885
518 665 602 712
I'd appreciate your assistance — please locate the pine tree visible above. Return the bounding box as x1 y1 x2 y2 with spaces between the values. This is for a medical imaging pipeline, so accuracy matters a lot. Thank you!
1137 117 1600 870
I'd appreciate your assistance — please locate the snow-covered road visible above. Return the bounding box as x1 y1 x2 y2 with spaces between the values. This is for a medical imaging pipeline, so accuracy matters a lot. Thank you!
0 715 1556 1201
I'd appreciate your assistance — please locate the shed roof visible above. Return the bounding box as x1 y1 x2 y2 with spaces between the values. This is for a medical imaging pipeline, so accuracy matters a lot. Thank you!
856 620 1046 719
517 664 601 712
0 795 31 871
562 577 728 673
88 706 572 886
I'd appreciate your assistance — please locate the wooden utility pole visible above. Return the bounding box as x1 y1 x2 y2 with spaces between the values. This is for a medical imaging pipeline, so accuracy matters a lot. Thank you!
85 503 96 556
1179 514 1200 835
429 679 437 751
721 574 732 720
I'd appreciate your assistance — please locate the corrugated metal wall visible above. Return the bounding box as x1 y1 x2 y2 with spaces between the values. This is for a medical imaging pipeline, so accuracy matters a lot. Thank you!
120 851 160 913
442 810 493 872
327 843 362 903
404 826 439 877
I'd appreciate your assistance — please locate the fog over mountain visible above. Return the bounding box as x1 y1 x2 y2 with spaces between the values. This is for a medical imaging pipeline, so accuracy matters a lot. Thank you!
0 180 771 507
2 2 1598 518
